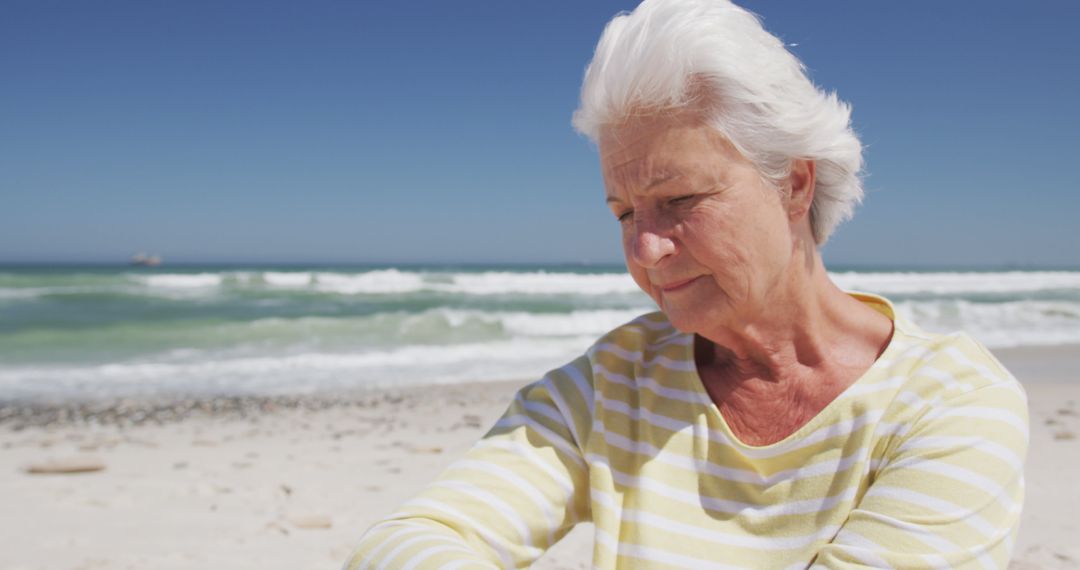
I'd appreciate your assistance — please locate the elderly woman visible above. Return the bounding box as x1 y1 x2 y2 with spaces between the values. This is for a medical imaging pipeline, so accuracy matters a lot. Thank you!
347 0 1027 568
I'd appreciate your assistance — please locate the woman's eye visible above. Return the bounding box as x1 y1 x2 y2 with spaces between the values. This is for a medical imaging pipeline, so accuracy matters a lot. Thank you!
669 195 694 206
617 211 634 223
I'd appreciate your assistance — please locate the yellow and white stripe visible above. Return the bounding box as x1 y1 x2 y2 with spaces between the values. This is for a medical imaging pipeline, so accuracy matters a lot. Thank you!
346 293 1027 569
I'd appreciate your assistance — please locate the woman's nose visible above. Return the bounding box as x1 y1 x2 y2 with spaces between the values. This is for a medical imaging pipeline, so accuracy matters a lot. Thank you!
627 221 676 268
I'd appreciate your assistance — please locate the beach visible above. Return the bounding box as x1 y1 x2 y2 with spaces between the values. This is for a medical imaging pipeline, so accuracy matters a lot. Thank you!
0 345 1077 570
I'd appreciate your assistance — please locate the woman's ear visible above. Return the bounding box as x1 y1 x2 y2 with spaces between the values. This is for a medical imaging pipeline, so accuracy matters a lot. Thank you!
786 159 816 222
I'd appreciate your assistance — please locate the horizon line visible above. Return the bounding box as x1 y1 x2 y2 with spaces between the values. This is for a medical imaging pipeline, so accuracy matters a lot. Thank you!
1 259 1079 272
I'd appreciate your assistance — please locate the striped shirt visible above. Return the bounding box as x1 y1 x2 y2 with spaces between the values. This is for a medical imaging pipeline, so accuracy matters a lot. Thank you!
345 293 1028 569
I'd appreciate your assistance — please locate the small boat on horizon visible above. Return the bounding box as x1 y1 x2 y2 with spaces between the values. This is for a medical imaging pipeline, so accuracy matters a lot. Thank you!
130 253 162 267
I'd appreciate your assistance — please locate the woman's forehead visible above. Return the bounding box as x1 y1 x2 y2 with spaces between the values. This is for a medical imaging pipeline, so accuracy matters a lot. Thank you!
600 121 700 170
599 119 741 190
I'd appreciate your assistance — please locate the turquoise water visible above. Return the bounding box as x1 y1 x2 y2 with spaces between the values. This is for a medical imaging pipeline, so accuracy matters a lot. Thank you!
2 264 1078 400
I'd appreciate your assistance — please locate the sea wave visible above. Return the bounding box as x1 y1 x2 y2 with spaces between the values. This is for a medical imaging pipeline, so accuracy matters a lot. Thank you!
443 271 641 295
3 267 1080 401
894 299 1080 348
0 287 48 300
262 271 313 287
312 269 426 294
435 308 649 337
300 270 641 296
2 294 1079 400
7 269 1080 301
125 270 644 296
0 337 596 400
831 271 1080 295
135 273 224 289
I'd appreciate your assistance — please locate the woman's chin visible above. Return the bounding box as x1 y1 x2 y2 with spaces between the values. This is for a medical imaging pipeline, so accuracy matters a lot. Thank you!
659 290 730 335
660 305 707 335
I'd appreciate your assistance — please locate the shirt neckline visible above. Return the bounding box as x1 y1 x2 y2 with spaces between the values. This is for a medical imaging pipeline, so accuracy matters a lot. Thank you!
676 291 904 451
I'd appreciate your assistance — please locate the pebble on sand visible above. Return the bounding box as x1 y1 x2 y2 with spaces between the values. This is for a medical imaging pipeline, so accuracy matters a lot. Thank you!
25 457 106 475
1053 430 1077 441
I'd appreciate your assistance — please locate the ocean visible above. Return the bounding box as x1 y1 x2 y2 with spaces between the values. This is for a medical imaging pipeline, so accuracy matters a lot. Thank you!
2 264 1078 401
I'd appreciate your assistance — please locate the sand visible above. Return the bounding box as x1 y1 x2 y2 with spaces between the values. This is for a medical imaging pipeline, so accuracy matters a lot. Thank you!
0 346 1077 570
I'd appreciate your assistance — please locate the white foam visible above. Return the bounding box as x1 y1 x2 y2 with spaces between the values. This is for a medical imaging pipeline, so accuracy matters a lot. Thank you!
436 308 650 337
895 299 1080 348
136 273 224 289
12 269 1080 300
36 269 640 297
313 269 425 294
444 271 641 296
288 269 1080 297
0 337 596 399
830 271 1080 295
263 272 313 287
293 270 645 296
0 288 46 300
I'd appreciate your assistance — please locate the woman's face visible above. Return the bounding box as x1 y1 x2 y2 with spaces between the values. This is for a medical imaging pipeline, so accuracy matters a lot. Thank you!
599 114 799 335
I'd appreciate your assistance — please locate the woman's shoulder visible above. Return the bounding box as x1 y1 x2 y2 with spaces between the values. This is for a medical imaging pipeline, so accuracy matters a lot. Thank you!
891 316 1017 392
846 291 1020 395
839 292 1026 436
876 314 1026 426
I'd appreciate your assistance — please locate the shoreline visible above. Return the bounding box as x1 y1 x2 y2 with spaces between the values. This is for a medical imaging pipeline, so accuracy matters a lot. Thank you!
0 379 528 431
2 342 1075 430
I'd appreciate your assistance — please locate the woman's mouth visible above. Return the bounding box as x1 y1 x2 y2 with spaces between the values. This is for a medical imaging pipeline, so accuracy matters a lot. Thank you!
659 276 702 293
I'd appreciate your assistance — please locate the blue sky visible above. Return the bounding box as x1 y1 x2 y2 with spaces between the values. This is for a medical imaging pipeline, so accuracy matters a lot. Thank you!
2 1 1077 267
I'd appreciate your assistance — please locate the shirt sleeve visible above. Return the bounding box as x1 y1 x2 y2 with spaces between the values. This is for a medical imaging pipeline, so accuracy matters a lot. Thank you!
812 377 1029 569
343 357 595 570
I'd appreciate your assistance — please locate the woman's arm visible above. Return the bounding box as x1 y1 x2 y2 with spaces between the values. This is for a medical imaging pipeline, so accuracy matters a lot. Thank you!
813 374 1029 569
344 357 595 569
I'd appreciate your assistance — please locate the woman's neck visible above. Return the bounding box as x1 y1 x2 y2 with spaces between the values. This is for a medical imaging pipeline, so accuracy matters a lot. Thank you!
694 252 893 386
692 254 893 445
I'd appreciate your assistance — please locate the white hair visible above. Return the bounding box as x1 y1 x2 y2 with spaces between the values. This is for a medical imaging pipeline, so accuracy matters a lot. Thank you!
572 0 864 244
